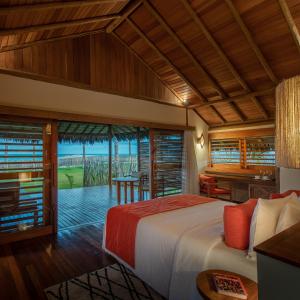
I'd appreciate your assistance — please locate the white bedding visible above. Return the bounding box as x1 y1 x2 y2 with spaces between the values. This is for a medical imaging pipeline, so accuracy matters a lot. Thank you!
103 199 257 300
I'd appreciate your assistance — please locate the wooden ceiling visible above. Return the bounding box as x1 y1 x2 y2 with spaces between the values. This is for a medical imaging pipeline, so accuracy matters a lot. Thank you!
0 0 300 127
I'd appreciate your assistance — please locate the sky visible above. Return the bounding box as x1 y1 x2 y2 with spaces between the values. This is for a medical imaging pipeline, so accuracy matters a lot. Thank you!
58 140 138 156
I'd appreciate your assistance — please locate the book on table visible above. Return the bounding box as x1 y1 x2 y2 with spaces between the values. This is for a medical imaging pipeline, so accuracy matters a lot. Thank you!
212 273 248 299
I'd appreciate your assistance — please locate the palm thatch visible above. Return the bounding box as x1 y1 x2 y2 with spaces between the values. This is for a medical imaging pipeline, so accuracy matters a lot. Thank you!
58 122 148 144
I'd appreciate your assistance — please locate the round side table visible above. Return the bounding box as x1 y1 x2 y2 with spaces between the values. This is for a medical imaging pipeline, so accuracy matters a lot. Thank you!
196 269 258 300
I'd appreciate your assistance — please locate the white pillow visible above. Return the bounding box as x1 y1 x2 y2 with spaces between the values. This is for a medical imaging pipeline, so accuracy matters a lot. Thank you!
248 192 298 257
276 201 300 234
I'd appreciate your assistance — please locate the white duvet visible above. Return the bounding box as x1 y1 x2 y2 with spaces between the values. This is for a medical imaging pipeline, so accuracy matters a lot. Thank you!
104 200 257 300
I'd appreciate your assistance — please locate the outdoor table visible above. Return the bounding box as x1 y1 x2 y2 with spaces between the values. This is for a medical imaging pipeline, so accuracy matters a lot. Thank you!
112 177 140 204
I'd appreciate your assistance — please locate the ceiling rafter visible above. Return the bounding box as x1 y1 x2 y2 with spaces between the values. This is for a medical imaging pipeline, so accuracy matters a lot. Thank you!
192 109 209 126
179 0 269 120
189 87 274 108
142 0 249 123
111 31 185 105
0 0 127 14
142 0 226 99
210 106 227 123
0 14 120 37
225 0 278 84
125 17 207 102
0 29 105 53
126 17 228 124
106 0 142 33
278 0 300 56
229 101 247 121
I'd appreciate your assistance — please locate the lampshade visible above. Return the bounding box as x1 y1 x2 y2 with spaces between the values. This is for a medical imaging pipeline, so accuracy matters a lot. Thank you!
276 76 300 168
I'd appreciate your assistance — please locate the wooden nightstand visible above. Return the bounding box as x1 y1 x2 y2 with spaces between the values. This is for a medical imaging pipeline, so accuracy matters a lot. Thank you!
196 269 258 300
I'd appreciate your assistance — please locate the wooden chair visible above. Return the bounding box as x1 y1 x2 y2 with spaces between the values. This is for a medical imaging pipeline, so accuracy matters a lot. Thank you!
130 172 149 201
199 174 232 201
0 181 39 231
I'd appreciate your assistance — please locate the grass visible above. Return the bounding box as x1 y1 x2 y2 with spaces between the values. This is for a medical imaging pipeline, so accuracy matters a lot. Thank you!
58 166 83 189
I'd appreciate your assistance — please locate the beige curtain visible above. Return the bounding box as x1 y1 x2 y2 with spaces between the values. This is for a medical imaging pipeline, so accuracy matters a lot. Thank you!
276 76 300 168
182 130 199 194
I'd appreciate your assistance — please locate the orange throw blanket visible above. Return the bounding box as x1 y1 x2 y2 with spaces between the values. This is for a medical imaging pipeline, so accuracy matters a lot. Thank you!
105 194 216 267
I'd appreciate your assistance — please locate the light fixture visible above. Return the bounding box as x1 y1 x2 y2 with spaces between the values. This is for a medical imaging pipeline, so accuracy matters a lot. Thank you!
276 75 300 168
197 133 205 148
46 123 52 135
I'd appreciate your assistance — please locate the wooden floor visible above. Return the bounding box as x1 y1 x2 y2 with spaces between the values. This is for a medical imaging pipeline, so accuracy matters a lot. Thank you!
0 224 115 300
58 185 142 230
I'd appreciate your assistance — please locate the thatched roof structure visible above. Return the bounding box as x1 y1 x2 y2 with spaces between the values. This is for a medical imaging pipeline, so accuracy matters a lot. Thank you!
58 122 149 144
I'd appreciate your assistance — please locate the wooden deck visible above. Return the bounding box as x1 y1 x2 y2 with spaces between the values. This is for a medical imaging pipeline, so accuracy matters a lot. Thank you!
58 185 142 230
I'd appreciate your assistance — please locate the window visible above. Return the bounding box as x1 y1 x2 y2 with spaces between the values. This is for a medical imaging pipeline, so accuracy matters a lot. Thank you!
210 139 240 164
245 137 275 166
209 136 275 167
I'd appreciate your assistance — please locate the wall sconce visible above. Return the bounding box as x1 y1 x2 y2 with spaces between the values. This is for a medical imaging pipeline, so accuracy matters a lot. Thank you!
45 123 52 135
197 133 205 148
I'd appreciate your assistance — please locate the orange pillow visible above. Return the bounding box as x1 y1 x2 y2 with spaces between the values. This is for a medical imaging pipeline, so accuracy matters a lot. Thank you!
270 190 300 199
199 174 216 183
224 199 258 250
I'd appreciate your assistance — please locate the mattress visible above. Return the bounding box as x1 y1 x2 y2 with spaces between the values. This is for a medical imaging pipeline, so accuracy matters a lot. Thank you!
103 199 257 300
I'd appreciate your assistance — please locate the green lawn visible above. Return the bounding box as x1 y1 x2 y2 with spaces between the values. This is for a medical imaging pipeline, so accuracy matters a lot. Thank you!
58 167 84 189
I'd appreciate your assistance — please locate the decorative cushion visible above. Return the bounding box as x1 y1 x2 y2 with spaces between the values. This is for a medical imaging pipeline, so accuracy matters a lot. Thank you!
248 192 298 258
270 190 300 199
276 201 300 234
199 174 216 183
199 174 217 193
223 199 258 250
211 187 231 195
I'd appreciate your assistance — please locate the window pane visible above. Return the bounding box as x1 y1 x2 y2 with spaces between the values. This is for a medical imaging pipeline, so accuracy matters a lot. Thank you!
210 139 240 164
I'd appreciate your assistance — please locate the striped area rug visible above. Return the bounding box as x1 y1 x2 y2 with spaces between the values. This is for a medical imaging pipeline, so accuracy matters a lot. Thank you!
45 263 165 300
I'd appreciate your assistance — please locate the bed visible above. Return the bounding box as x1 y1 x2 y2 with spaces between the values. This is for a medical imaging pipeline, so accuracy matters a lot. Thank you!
103 194 257 300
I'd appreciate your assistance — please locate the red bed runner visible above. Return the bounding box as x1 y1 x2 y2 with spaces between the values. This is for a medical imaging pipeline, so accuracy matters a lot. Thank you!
105 194 215 267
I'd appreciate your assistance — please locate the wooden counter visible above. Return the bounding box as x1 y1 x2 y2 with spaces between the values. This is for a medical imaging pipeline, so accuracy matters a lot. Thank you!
204 172 278 202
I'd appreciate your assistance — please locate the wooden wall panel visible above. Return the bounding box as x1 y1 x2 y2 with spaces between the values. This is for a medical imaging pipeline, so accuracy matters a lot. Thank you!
0 32 180 106
208 127 275 140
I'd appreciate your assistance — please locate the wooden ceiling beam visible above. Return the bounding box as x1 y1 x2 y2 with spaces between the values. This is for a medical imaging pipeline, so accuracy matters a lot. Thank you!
209 106 227 123
188 88 275 108
180 0 269 120
209 118 275 129
249 96 269 119
225 0 278 84
126 17 207 102
0 29 105 53
0 0 127 14
143 1 251 123
112 31 185 105
0 14 120 36
228 101 246 121
192 109 209 126
278 0 300 56
106 0 142 33
143 0 226 99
